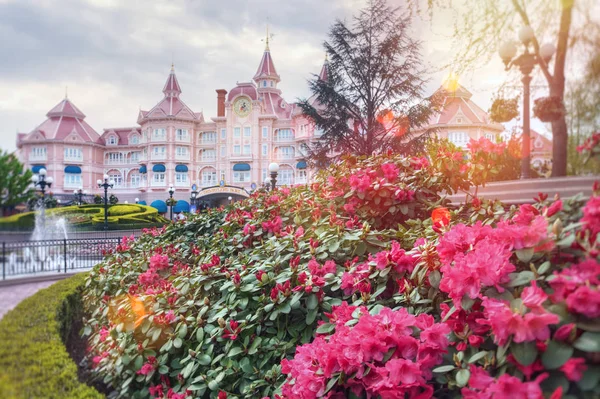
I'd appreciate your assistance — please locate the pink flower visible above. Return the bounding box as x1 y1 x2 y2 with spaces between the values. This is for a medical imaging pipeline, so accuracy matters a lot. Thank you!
554 323 575 341
295 226 305 238
560 357 587 381
137 362 155 375
521 281 548 311
149 253 170 270
262 216 283 235
546 200 563 217
381 163 399 182
565 286 600 318
218 391 228 399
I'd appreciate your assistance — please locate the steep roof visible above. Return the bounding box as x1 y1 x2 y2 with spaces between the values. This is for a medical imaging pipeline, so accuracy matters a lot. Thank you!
139 67 200 122
253 49 280 83
22 97 100 142
426 83 504 131
318 57 329 82
101 127 141 146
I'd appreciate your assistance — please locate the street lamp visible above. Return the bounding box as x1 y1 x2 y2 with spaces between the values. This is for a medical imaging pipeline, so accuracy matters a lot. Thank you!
135 197 139 204
168 185 175 221
499 26 555 179
75 186 85 205
190 185 198 209
31 168 53 226
228 196 232 205
97 174 114 231
268 162 280 191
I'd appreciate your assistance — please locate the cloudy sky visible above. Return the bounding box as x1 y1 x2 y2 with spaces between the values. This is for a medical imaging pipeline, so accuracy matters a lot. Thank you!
0 0 544 152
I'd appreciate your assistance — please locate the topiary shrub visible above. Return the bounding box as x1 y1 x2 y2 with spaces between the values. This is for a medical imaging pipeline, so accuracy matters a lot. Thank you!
109 205 142 216
81 146 600 398
0 274 104 399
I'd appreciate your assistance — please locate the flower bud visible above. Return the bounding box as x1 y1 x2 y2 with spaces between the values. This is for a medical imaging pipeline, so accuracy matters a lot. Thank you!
552 218 563 237
204 297 210 306
218 317 226 328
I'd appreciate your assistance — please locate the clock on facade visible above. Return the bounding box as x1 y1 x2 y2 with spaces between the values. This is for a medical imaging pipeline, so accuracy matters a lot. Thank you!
233 97 252 117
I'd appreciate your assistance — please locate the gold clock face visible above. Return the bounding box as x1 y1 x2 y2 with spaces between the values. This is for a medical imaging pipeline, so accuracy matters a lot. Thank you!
233 97 252 117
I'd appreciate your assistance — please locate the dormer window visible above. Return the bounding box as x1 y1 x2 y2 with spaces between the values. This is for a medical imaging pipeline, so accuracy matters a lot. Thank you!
270 81 273 87
456 118 463 124
281 101 286 109
107 135 117 145
131 135 139 144
263 80 267 87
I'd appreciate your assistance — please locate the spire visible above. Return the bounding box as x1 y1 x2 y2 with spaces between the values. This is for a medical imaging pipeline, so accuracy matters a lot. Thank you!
65 85 68 99
46 97 86 119
265 24 270 50
253 45 280 84
162 65 182 97
318 54 329 82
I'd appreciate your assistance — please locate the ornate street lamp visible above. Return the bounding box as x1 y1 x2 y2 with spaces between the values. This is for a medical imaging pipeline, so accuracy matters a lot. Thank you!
228 196 232 205
499 26 555 179
190 184 198 210
168 185 175 221
31 168 53 226
97 174 114 231
135 197 139 204
268 162 280 191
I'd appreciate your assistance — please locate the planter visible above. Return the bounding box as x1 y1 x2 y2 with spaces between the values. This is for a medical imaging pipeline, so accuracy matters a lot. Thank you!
489 97 519 123
533 96 565 122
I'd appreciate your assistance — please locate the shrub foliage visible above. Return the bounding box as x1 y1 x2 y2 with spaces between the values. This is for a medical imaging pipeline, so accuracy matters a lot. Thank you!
82 146 600 398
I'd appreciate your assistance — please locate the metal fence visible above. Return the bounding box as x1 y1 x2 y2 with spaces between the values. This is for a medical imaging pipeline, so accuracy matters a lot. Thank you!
1 238 120 280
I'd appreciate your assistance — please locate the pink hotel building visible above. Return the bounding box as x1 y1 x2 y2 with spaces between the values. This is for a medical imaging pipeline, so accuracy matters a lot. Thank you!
17 44 328 206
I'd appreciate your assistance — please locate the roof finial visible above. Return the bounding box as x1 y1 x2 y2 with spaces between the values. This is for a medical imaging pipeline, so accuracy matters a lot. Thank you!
65 85 68 99
265 23 270 50
325 53 328 62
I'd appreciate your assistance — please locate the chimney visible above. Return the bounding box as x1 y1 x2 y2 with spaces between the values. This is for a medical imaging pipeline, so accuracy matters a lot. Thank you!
216 89 227 117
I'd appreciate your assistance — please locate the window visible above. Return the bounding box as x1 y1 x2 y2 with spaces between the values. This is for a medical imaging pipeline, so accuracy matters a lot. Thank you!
31 147 46 158
243 144 251 155
176 146 188 156
130 174 141 187
448 132 469 147
270 81 273 87
456 118 463 124
176 129 188 141
234 127 241 138
107 152 124 164
64 147 82 160
244 127 251 137
297 170 307 183
175 172 188 184
201 169 217 187
280 169 294 185
262 169 268 183
279 146 295 159
485 133 495 141
107 136 117 145
131 135 140 144
262 144 268 156
233 171 251 183
221 129 226 140
221 145 226 157
201 149 216 161
202 132 216 143
153 146 166 158
130 152 140 162
262 127 268 139
263 80 267 87
233 145 241 155
153 173 165 183
64 174 82 187
109 172 123 187
277 129 294 141
153 128 166 139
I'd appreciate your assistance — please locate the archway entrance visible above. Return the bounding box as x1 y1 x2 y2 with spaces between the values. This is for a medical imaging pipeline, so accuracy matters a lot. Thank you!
195 185 249 209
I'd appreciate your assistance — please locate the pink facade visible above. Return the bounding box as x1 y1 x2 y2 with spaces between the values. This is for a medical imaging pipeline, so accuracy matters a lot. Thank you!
17 46 325 204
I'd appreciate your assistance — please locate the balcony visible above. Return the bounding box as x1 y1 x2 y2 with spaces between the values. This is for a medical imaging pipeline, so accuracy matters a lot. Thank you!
175 180 189 187
176 153 191 161
274 136 295 143
175 136 191 143
276 155 296 161
151 135 167 143
64 181 83 189
29 154 47 162
151 181 166 187
199 157 217 163
151 153 167 161
64 156 83 163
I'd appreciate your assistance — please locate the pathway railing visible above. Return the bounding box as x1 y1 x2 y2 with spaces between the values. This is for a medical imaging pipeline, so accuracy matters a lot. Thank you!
0 238 119 280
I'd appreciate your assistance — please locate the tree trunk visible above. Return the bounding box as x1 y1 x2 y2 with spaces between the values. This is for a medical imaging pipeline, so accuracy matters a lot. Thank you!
550 0 574 177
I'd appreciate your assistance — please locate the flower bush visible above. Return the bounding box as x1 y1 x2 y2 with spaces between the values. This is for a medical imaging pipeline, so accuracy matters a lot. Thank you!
82 142 600 399
533 96 566 122
489 97 519 123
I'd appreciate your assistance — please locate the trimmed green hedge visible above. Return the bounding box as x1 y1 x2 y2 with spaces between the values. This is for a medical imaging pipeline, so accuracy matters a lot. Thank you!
0 275 104 399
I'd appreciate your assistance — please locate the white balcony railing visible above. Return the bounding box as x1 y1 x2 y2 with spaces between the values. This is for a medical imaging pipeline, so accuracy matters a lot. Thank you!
64 156 83 163
176 154 191 161
29 155 47 162
275 136 295 142
200 157 216 163
175 136 190 143
151 153 167 160
175 181 189 187
200 139 216 145
151 181 166 187
151 135 167 142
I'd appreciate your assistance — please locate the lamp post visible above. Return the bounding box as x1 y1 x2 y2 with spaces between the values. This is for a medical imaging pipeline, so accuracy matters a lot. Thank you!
75 186 86 205
190 185 198 211
97 174 114 231
499 26 555 180
168 185 175 221
31 168 53 226
135 197 139 204
228 196 232 205
268 162 279 191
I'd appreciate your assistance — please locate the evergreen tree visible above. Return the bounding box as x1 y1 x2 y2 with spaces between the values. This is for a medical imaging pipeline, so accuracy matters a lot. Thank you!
298 0 439 164
0 151 33 216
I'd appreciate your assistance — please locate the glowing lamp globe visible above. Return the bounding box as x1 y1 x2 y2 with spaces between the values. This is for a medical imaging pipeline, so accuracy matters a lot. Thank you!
39 168 47 176
519 25 535 45
97 179 103 185
268 162 280 173
499 42 517 63
46 177 54 184
539 43 556 62
31 175 39 183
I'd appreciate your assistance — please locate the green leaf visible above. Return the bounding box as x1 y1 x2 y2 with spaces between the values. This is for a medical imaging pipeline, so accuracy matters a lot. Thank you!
507 271 535 287
432 365 456 373
196 327 204 344
173 337 183 349
541 340 573 369
178 323 188 338
158 364 169 374
306 308 318 325
306 294 318 310
428 270 441 289
510 342 538 367
577 365 600 391
515 247 534 263
456 369 470 387
228 346 244 357
468 351 489 364
239 357 254 374
573 332 600 352
315 323 335 334
197 354 212 366
248 337 262 355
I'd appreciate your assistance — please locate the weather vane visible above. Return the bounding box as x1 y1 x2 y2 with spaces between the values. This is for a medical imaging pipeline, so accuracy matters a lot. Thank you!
262 19 274 50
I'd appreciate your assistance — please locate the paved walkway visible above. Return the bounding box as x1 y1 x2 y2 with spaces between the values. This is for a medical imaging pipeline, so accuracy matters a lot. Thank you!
0 280 56 319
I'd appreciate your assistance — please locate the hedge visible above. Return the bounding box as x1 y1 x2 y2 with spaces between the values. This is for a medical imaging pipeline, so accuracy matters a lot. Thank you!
0 275 104 399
